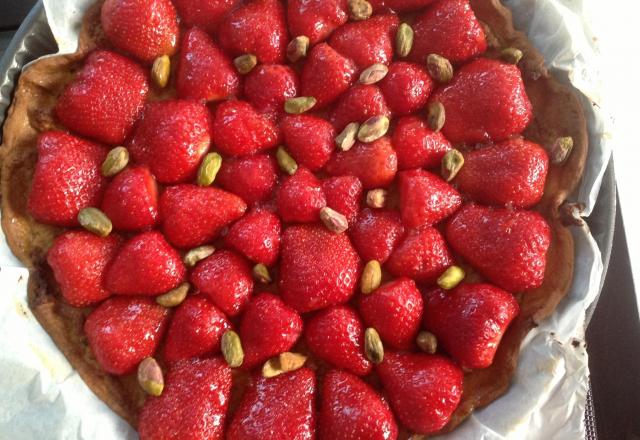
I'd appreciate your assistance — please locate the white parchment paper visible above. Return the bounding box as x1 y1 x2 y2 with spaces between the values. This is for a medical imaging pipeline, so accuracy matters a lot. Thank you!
0 0 613 438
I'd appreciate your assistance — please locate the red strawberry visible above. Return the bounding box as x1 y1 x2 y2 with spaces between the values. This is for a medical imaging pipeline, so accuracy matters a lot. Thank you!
322 176 363 225
218 0 288 64
190 250 254 316
276 167 326 223
399 169 462 228
287 0 348 44
227 368 316 440
380 62 433 115
225 209 282 266
386 225 453 283
446 204 551 292
139 358 232 440
100 166 158 231
319 370 398 440
239 292 303 369
325 137 397 189
163 295 232 363
172 0 240 33
374 0 437 12
105 231 186 295
359 277 423 349
329 84 391 131
216 154 279 205
281 115 336 171
244 64 299 120
47 231 120 307
409 0 486 63
455 138 549 208
392 115 451 170
56 50 148 145
378 352 464 434
101 0 179 63
300 43 357 109
84 296 169 375
431 58 533 144
424 283 520 369
279 224 361 312
350 208 404 263
159 185 247 248
127 100 211 183
176 27 240 102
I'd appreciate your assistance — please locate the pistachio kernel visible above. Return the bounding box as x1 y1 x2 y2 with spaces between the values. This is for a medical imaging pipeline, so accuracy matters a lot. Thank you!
183 245 216 267
252 263 272 284
197 152 222 187
137 357 164 396
427 101 446 132
441 149 464 182
348 0 372 21
361 260 382 294
156 282 190 308
287 36 310 62
550 136 574 165
364 327 384 364
234 54 258 74
221 330 244 368
335 122 360 151
426 54 454 83
101 146 129 177
500 47 524 65
357 115 390 143
276 146 298 175
284 96 317 114
359 63 389 85
366 189 387 208
560 202 586 227
320 207 349 234
416 331 438 354
396 23 414 58
262 352 307 378
78 208 112 237
151 55 171 88
437 265 465 290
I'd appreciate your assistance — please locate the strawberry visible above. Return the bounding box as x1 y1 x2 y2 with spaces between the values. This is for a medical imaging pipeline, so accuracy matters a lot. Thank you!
288 0 348 45
101 0 179 63
281 115 336 171
176 27 240 102
319 370 398 440
239 292 303 369
105 231 186 296
100 166 158 231
163 295 233 363
386 225 453 283
431 58 533 144
212 100 280 157
305 305 372 376
276 167 326 223
454 138 549 208
300 43 357 109
244 64 299 120
84 296 170 375
380 62 433 115
349 208 404 263
424 283 520 369
322 176 363 225
378 352 464 434
224 209 282 266
190 250 254 317
374 0 437 12
325 137 397 189
172 0 240 34
138 358 232 440
47 231 120 307
227 368 316 440
28 131 107 226
445 203 551 292
55 50 148 145
218 0 288 64
329 84 391 131
127 100 211 183
392 115 451 170
279 224 361 312
409 0 486 63
398 169 462 228
159 185 247 248
359 277 423 349
216 154 279 205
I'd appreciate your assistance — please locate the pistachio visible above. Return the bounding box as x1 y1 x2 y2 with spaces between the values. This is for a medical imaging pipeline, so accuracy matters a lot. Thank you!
151 55 171 88
550 136 574 165
101 146 129 177
261 357 283 378
234 54 258 74
285 96 317 114
287 36 310 62
437 265 465 290
560 201 586 227
357 115 390 143
500 47 524 65
364 327 384 364
156 282 190 308
426 54 454 83
335 122 360 151
252 263 272 284
366 189 387 208
361 260 382 294
427 101 446 132
221 330 244 368
262 352 307 378
183 245 215 267
197 152 222 187
137 357 164 396
276 146 298 175
348 0 372 21
416 331 438 354
320 207 349 234
441 149 464 182
359 64 389 85
396 23 414 58
78 208 112 237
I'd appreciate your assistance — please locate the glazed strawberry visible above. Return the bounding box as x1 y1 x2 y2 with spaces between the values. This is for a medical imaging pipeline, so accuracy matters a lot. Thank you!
227 368 316 440
127 100 211 183
446 204 551 292
392 115 451 170
101 0 179 63
139 358 232 440
409 0 486 63
55 50 148 145
288 0 348 44
386 225 453 283
276 167 326 223
373 0 437 12
330 84 391 131
399 169 462 228
47 231 120 307
218 0 288 64
325 137 397 189
190 250 254 316
424 283 519 369
212 100 280 157
225 209 282 266
105 231 186 295
280 224 361 312
163 296 232 363
100 166 158 231
378 352 464 434
300 43 357 109
176 28 240 102
431 58 533 144
380 62 433 115
239 292 303 369
172 0 240 33
281 115 336 171
319 370 398 440
350 208 404 263
84 296 169 375
359 277 423 349
455 138 549 208
160 185 247 248
322 176 363 225
244 65 299 119
216 154 279 205
305 306 372 375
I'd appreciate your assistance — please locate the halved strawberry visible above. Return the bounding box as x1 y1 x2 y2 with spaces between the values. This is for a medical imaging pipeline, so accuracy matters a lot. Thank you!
277 167 326 223
225 209 282 266
330 84 391 132
101 166 158 231
373 0 437 12
287 0 348 44
244 64 299 120
392 115 451 170
172 0 240 33
281 115 336 171
322 176 363 225
300 43 357 109
325 137 397 189
216 154 279 205
380 62 433 115
350 208 404 263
